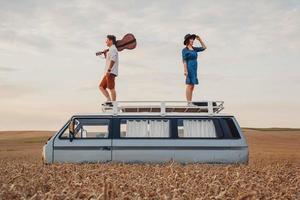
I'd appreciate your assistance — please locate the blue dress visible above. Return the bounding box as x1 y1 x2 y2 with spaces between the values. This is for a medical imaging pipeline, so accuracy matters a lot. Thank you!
182 47 205 85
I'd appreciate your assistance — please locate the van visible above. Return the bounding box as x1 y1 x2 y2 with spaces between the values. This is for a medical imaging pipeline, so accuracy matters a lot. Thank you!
43 101 248 164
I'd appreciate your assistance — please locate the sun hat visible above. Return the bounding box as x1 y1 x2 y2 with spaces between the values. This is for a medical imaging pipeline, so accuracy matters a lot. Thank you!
183 34 196 45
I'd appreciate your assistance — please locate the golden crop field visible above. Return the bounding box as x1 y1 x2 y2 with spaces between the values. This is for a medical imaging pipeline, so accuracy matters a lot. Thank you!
0 129 299 199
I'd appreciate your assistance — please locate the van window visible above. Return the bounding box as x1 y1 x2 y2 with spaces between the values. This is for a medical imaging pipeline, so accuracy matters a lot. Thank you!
60 119 110 139
120 119 170 138
177 119 217 138
220 118 241 139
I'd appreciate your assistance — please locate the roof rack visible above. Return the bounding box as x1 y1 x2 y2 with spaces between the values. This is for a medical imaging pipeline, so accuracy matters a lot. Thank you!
102 101 224 115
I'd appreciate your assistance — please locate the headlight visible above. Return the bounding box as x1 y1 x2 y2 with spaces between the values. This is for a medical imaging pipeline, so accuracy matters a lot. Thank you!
42 145 46 162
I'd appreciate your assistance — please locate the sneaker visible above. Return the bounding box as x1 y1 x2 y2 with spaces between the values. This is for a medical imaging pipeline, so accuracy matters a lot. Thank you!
192 102 217 107
187 102 194 106
101 102 113 107
192 102 207 107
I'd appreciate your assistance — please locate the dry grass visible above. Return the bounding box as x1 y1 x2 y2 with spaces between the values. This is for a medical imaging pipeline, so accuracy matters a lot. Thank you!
0 130 299 199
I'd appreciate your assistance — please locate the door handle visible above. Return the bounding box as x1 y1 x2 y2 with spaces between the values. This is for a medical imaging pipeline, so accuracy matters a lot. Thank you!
102 147 111 151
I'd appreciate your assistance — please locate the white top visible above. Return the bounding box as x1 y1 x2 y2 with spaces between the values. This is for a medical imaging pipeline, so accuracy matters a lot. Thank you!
105 45 119 76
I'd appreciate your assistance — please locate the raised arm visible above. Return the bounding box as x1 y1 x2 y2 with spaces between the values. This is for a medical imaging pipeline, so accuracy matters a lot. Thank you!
196 35 207 50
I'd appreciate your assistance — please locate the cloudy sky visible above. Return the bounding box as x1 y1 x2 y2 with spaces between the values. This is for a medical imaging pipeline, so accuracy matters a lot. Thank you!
0 0 299 130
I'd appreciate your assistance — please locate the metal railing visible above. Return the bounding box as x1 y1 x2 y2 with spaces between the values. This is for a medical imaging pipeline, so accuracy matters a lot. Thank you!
101 101 224 115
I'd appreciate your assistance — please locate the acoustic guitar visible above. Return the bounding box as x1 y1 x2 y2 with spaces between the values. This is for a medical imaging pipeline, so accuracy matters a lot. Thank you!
96 33 137 56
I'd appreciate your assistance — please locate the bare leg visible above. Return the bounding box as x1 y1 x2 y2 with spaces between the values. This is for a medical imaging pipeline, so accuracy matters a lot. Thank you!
110 89 116 101
186 85 194 102
99 86 111 101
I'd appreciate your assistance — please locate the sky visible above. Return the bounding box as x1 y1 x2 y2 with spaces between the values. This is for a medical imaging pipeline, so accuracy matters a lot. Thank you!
0 0 299 130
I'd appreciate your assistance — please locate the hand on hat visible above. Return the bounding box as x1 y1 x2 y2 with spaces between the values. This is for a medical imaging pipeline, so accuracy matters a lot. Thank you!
196 35 207 49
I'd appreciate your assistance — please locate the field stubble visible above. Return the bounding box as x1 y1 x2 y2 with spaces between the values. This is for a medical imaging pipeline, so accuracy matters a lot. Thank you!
0 129 299 199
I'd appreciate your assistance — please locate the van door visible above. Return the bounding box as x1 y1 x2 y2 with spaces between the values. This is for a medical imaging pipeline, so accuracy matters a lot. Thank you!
53 117 112 163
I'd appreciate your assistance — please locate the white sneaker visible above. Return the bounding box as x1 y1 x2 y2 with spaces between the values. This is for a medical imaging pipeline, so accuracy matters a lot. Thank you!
187 102 194 106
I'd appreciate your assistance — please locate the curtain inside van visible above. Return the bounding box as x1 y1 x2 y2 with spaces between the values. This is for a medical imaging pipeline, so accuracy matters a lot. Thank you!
125 120 169 137
149 120 169 137
183 120 216 138
126 120 148 137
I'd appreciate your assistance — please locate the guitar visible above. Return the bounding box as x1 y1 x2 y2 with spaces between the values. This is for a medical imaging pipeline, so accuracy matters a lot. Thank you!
96 33 137 56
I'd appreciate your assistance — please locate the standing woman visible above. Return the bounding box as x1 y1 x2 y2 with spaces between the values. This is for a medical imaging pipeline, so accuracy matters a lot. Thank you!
182 34 207 103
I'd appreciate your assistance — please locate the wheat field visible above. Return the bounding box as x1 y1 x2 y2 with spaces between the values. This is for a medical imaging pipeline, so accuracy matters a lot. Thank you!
0 129 299 199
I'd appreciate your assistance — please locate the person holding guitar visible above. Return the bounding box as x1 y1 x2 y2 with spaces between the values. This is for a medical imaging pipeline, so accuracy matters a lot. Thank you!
96 33 136 106
98 35 119 105
182 34 207 104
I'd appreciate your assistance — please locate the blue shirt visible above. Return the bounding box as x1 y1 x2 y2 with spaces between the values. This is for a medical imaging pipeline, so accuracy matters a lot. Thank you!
182 47 205 85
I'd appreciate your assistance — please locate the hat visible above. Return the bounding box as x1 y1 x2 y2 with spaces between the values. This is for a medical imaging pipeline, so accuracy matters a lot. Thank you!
183 34 196 45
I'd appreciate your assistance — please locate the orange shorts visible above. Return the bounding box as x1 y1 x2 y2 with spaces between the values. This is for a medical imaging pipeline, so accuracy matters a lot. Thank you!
99 74 116 90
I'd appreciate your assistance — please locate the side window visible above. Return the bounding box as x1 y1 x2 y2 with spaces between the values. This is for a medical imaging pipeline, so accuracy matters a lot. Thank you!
60 126 72 138
177 119 217 138
60 119 79 138
60 119 110 139
220 118 241 139
120 119 170 138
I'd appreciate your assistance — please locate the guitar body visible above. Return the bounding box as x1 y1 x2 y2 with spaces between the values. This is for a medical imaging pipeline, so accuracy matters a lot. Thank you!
116 33 137 51
96 33 137 56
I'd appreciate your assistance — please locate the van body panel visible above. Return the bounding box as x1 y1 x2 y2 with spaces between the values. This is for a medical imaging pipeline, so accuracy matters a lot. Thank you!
113 139 175 162
53 139 112 163
113 149 175 163
174 148 248 163
112 138 247 163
